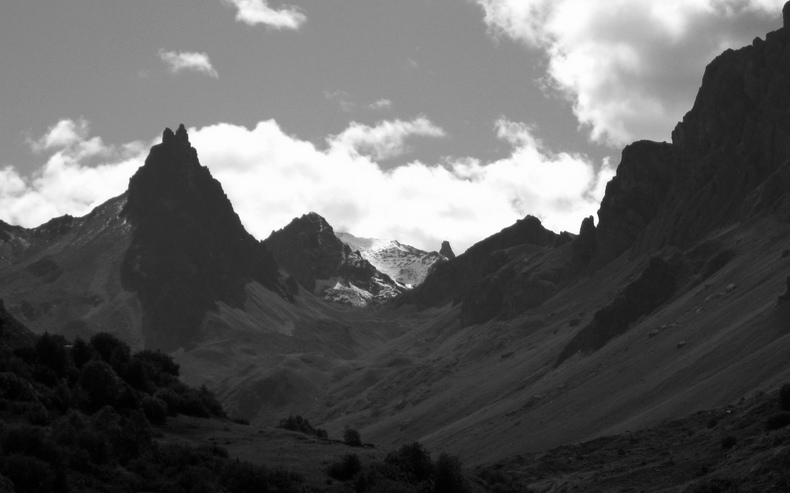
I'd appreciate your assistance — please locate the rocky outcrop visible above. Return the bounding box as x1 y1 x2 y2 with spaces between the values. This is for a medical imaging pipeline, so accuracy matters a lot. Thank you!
265 213 404 305
779 276 790 304
594 14 790 263
409 5 790 333
556 256 680 365
121 125 284 351
440 241 455 260
593 141 677 265
405 215 559 314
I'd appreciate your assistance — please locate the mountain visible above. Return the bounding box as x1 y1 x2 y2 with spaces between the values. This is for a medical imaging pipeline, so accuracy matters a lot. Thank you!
357 7 790 462
264 213 405 306
1 8 790 488
335 232 448 287
121 125 288 351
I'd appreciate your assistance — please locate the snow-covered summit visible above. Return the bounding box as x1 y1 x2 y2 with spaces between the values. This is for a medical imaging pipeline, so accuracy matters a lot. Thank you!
336 232 448 287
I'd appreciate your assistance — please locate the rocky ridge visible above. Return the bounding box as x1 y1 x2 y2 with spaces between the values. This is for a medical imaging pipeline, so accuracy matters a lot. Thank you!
265 213 405 306
408 10 790 340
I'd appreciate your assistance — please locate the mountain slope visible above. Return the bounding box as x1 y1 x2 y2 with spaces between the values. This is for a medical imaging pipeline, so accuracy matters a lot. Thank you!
0 195 140 343
309 8 790 464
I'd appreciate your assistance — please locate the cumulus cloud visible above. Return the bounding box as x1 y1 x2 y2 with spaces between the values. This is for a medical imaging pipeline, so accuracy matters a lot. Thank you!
221 0 306 30
158 49 219 78
328 117 446 161
1 120 146 228
3 117 612 254
476 0 784 146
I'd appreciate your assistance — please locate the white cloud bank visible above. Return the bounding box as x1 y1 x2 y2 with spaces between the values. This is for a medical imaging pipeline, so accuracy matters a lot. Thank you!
2 118 613 254
1 120 146 228
476 0 785 146
221 0 306 30
159 49 219 78
328 117 446 161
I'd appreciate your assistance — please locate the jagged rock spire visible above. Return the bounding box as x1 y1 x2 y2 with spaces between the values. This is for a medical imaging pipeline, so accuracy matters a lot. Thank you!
439 241 455 260
121 125 282 351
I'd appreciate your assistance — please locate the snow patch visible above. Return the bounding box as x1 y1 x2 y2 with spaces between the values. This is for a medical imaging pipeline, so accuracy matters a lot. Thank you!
336 232 447 286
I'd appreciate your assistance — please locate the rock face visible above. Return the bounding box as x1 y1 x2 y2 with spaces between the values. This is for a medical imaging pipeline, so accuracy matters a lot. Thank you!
404 215 562 324
265 213 405 306
121 125 284 351
336 232 447 286
439 241 455 260
594 20 790 263
409 7 790 343
556 256 680 365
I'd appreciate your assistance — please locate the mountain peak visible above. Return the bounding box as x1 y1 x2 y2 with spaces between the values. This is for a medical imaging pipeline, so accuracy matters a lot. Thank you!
161 123 190 147
265 215 405 305
439 241 455 260
121 125 282 350
784 1 789 27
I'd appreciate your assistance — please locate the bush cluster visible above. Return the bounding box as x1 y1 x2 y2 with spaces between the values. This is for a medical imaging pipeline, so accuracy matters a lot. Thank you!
0 330 304 492
325 440 470 493
277 414 328 438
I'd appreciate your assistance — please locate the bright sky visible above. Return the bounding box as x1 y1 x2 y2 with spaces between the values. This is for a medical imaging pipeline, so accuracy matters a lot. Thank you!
0 0 784 253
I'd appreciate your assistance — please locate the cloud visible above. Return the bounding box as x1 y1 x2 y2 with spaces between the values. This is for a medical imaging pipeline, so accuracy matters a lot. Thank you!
158 49 219 78
323 90 358 112
29 118 91 151
2 118 613 254
475 0 784 146
221 0 306 30
328 117 446 161
368 99 393 111
324 92 394 113
1 120 147 228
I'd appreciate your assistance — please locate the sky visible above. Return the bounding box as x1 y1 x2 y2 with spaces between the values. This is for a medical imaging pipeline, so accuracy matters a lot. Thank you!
0 0 785 254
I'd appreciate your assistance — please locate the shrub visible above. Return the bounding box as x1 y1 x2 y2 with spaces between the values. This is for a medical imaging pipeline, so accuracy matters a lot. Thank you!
0 453 56 493
781 384 790 411
278 415 326 438
79 360 119 409
89 332 130 371
434 453 468 493
344 428 362 447
0 371 38 401
34 332 70 378
721 435 737 449
385 442 433 482
327 453 361 481
1 424 60 463
142 396 169 425
133 350 180 378
76 428 110 465
766 413 790 431
155 382 225 418
70 337 95 370
124 358 156 393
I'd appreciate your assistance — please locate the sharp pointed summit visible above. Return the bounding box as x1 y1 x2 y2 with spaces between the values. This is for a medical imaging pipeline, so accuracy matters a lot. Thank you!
121 125 284 350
